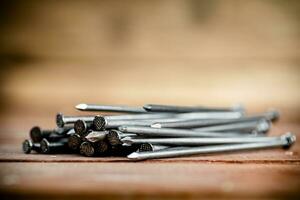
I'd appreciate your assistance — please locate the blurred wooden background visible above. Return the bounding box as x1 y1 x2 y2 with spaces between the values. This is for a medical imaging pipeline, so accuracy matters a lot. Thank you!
0 0 299 129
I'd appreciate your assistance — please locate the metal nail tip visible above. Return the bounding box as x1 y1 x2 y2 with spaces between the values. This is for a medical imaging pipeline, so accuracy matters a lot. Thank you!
151 123 161 128
127 152 140 160
120 137 132 145
75 103 88 110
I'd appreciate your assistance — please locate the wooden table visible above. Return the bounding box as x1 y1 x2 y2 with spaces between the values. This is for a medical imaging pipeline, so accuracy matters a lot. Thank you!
0 123 299 199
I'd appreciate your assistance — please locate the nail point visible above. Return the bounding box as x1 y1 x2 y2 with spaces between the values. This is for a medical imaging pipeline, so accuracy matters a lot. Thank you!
151 123 161 128
120 137 132 145
127 152 140 160
76 103 88 110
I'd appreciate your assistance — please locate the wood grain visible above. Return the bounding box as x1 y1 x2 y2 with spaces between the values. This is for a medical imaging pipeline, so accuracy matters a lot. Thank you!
0 163 299 199
0 124 299 199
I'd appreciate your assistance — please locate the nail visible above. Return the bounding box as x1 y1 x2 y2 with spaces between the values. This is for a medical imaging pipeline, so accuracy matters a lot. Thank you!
68 134 82 151
85 131 108 142
74 120 93 136
192 119 271 133
30 126 69 143
143 104 245 113
99 117 200 131
22 139 41 154
122 135 283 146
119 126 250 138
55 126 74 135
56 113 95 128
151 111 278 129
98 113 173 121
107 130 136 146
40 138 69 154
138 143 169 152
66 128 75 135
79 140 109 156
76 103 146 113
95 140 110 155
174 111 243 120
30 126 53 143
127 133 296 160
93 113 173 131
93 114 209 131
79 141 95 157
93 118 155 131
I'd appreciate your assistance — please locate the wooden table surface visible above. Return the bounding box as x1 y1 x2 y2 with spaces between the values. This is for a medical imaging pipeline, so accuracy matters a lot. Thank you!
0 122 299 199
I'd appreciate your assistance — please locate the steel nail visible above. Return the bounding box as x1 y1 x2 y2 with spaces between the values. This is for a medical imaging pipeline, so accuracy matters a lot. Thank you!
92 114 173 131
30 126 70 143
74 119 93 136
68 134 82 151
93 118 154 131
85 130 108 142
76 103 147 113
79 140 109 157
151 111 278 129
174 111 243 120
56 113 95 128
40 138 69 154
122 135 283 146
22 139 41 154
143 104 245 113
192 119 271 133
127 133 296 160
30 126 53 143
79 141 95 157
118 126 251 138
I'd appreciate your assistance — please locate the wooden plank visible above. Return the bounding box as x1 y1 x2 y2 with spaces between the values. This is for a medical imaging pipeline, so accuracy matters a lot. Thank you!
0 163 299 199
0 125 299 199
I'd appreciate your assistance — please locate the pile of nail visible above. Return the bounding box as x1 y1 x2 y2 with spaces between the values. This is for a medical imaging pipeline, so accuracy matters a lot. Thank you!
23 104 296 160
